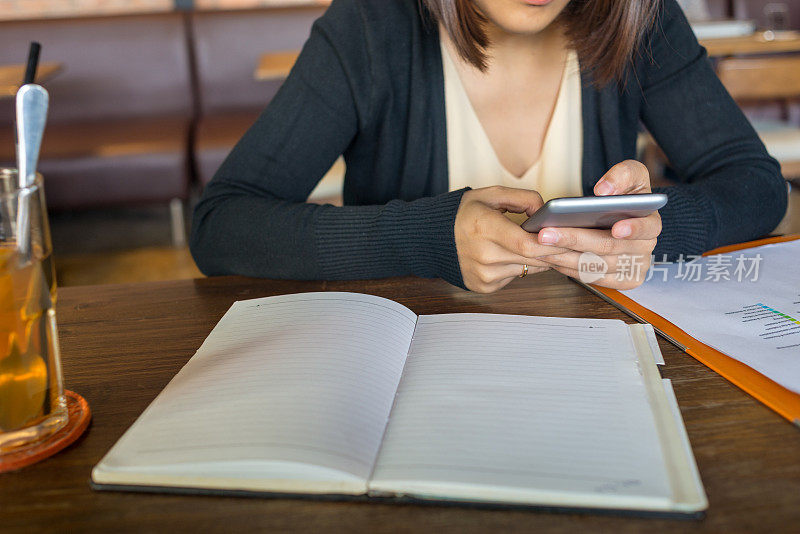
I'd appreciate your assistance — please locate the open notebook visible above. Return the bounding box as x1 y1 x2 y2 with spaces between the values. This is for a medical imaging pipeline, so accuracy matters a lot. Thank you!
92 292 706 516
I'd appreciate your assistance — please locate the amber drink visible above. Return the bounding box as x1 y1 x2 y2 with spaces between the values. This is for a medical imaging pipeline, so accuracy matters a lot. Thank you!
0 169 66 452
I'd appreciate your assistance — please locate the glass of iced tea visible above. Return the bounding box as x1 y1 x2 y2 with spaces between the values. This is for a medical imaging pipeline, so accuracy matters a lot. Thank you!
0 168 67 452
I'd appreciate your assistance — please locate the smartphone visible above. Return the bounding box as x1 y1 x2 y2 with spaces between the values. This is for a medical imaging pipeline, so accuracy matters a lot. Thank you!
521 193 668 233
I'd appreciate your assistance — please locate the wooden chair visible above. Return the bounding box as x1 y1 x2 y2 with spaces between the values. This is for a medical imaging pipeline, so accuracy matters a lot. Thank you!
716 55 800 181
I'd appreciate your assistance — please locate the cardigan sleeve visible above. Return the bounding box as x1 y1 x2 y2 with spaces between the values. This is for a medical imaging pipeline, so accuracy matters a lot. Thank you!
639 0 787 258
189 0 467 287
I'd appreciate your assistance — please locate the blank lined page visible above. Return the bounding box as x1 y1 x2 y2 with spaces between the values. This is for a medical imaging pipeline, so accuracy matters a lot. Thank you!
370 314 672 508
94 292 417 490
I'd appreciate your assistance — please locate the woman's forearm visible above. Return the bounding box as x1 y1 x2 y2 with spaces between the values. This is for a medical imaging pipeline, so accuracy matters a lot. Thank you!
190 181 468 286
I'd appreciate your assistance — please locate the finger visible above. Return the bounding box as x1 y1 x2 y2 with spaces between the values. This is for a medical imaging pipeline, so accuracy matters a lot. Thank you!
493 263 547 280
469 264 548 293
539 250 653 278
480 212 571 258
594 160 651 196
539 250 621 274
477 186 545 217
473 261 548 284
611 213 662 240
549 264 648 291
496 266 549 284
474 241 558 269
537 227 626 256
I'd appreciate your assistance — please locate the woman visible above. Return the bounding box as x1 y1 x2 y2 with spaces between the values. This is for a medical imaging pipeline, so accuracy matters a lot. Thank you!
190 0 787 293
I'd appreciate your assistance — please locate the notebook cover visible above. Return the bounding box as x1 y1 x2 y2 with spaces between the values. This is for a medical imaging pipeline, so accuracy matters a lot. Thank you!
88 481 704 520
585 234 800 426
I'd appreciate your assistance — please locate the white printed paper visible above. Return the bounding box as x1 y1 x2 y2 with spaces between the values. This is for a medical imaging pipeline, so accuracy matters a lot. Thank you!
624 240 800 393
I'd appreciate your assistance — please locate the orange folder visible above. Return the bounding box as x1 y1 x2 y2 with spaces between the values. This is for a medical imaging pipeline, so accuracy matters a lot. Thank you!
584 234 800 426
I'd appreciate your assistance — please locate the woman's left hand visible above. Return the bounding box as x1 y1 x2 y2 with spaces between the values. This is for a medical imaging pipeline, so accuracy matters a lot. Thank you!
535 160 662 290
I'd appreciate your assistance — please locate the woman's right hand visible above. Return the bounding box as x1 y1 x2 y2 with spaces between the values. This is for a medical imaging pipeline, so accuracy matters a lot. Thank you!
454 186 570 293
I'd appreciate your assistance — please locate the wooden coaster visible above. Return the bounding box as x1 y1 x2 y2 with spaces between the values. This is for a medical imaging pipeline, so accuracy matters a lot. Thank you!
0 390 91 473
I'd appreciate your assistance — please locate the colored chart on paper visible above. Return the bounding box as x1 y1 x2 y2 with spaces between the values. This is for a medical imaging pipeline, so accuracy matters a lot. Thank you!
725 301 800 349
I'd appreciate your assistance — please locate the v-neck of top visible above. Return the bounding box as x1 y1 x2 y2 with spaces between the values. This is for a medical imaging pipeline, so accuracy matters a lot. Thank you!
441 35 584 203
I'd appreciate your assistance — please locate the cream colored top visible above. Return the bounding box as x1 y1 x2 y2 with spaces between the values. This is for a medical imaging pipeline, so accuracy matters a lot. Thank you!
442 41 584 203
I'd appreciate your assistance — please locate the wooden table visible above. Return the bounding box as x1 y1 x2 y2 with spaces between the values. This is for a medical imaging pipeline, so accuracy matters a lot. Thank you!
254 50 300 81
0 62 62 98
700 31 800 57
2 272 799 532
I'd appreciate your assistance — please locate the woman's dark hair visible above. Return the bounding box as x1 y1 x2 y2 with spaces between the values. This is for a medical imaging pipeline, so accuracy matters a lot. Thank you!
422 0 661 84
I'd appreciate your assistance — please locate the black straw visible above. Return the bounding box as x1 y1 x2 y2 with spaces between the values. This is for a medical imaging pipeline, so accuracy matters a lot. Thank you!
22 42 41 85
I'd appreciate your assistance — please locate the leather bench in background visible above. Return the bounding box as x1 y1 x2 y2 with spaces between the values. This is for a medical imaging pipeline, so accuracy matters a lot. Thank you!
191 6 344 204
0 13 193 211
24 117 188 208
0 4 343 232
191 6 323 185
